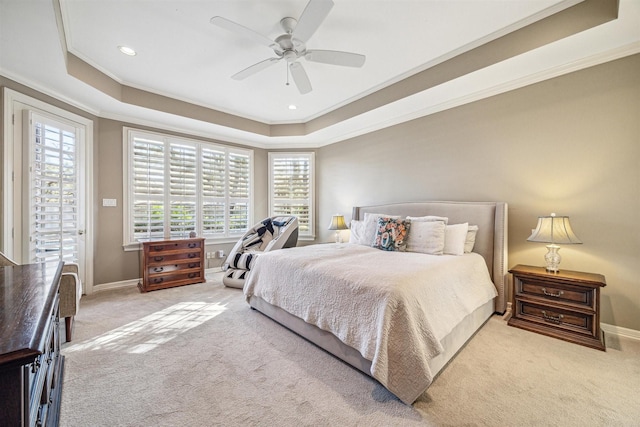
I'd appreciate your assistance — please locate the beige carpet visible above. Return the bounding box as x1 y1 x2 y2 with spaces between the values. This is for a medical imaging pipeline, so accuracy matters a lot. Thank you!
60 272 640 426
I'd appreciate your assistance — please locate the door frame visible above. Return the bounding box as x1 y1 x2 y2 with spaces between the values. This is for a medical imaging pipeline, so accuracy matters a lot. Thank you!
2 87 95 293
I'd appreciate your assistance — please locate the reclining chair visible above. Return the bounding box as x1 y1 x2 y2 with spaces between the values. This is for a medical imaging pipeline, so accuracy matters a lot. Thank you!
223 216 299 288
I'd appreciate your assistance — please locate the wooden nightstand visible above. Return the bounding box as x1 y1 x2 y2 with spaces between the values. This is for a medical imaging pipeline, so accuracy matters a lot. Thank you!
508 264 606 351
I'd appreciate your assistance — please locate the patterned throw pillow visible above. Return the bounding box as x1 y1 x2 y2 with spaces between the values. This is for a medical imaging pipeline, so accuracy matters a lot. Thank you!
373 217 411 251
405 220 446 254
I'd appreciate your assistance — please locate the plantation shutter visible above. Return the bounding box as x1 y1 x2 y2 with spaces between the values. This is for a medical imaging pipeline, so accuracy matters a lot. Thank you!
269 153 314 237
201 147 226 236
228 152 250 233
132 136 165 240
168 142 197 237
29 112 80 266
125 129 252 244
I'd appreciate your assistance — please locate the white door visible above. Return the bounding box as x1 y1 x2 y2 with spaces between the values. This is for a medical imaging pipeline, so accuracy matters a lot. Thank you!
25 111 86 277
3 88 93 292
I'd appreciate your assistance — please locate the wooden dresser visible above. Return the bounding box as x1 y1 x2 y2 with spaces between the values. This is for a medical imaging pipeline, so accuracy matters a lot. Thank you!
0 262 64 427
508 264 606 351
139 238 205 292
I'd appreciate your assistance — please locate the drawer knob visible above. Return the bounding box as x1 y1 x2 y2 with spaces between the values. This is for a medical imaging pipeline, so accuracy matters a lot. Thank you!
153 267 164 273
188 273 198 279
542 310 564 324
542 288 564 298
154 256 164 262
188 253 196 258
153 278 164 284
188 243 197 248
188 263 197 268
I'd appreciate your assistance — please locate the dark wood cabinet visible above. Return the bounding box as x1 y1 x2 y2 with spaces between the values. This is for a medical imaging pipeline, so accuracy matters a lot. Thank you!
508 264 606 351
0 262 64 426
139 238 205 292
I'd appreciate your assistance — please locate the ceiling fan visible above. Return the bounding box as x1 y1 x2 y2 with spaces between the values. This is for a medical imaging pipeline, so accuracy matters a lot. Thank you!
210 0 365 94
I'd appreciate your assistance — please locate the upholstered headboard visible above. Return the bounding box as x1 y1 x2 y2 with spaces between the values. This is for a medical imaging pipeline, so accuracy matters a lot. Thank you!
352 201 508 313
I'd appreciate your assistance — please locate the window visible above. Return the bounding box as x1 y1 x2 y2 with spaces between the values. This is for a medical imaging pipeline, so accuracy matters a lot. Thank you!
268 152 314 238
124 128 252 246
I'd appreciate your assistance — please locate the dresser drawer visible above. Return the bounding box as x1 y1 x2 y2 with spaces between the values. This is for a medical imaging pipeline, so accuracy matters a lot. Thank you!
148 240 202 253
515 300 596 337
516 277 594 309
146 270 204 289
148 261 202 277
147 251 202 265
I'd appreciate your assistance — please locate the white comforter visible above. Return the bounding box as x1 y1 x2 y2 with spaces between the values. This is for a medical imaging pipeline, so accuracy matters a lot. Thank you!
243 243 497 404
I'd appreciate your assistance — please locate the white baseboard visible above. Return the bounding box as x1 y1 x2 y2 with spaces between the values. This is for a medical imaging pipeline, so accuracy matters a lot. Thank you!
93 278 139 293
601 323 640 342
92 268 223 293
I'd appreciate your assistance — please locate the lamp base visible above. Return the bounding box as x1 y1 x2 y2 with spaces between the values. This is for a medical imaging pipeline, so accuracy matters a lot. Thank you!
544 244 561 272
334 230 343 243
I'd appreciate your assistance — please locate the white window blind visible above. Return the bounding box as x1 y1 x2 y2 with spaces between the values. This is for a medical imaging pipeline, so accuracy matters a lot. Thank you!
132 137 165 240
125 129 253 245
268 152 314 238
29 113 80 266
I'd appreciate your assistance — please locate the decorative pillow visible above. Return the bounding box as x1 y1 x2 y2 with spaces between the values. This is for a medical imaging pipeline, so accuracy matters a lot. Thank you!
372 217 411 251
405 220 446 254
363 213 401 246
407 215 449 224
349 220 366 245
443 223 469 255
464 225 479 253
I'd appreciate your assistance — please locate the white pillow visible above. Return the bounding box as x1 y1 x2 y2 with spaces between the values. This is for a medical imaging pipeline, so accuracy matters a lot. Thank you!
349 220 366 245
464 225 479 253
444 223 469 255
363 213 400 246
405 220 446 254
407 215 449 224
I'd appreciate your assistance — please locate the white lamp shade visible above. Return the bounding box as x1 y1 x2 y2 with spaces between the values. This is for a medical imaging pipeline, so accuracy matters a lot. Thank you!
328 214 348 231
527 214 582 244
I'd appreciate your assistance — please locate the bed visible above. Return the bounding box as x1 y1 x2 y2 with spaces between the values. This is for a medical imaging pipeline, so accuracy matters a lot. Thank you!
244 201 508 404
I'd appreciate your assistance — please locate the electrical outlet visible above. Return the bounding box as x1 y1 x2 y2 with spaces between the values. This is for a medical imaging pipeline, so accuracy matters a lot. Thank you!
216 250 225 258
206 252 214 259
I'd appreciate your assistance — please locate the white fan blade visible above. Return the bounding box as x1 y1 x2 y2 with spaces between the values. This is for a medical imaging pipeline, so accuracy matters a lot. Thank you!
290 62 312 94
232 57 281 80
305 50 365 67
210 16 282 54
292 0 334 43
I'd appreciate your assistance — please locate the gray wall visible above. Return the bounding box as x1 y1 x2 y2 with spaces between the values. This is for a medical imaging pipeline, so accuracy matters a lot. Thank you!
2 54 638 331
94 118 270 285
317 54 640 331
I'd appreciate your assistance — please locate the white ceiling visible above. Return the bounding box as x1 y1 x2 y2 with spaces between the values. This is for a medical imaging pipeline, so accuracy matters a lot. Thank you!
1 0 638 148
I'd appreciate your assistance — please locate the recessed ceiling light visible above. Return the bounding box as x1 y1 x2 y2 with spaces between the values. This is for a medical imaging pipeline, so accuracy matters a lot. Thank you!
288 104 297 110
118 45 137 56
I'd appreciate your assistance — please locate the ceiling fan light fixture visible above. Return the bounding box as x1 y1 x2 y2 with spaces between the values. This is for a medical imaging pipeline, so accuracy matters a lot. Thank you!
288 104 297 110
210 0 363 95
118 45 137 56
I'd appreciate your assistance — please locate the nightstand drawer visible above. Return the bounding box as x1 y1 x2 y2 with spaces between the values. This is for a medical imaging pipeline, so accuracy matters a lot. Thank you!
515 300 595 336
517 278 594 308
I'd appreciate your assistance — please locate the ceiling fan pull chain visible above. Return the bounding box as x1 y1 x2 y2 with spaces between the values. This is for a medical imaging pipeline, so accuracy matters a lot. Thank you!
286 64 290 86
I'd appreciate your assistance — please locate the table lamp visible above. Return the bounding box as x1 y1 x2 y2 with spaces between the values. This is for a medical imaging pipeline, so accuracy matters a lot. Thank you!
527 213 582 272
328 214 348 243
